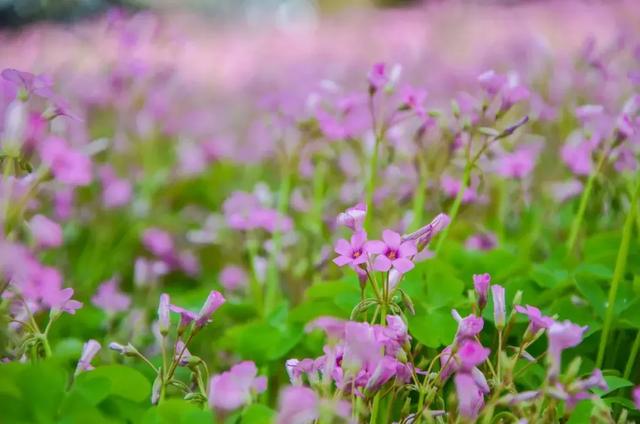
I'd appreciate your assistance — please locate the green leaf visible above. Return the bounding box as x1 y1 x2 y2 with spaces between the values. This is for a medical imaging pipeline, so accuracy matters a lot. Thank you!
408 306 457 348
531 263 569 289
566 400 593 424
77 365 151 403
223 320 303 364
240 404 276 424
592 376 633 396
142 399 215 424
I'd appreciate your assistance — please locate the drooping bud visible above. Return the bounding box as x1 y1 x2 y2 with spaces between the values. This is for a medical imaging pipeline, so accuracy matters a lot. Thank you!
158 293 170 336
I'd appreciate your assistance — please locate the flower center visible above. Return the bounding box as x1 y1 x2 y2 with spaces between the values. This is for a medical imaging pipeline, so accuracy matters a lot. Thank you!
387 250 397 260
353 250 361 258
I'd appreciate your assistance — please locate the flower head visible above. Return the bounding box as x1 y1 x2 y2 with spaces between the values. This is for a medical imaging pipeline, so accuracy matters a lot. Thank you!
515 305 554 336
336 202 366 232
75 339 101 375
491 285 506 329
473 273 491 310
365 229 416 274
91 278 131 314
547 320 588 378
29 214 63 249
333 230 368 267
208 361 267 411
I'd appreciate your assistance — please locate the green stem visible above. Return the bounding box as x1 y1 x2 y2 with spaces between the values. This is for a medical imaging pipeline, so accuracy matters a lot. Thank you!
433 163 471 255
565 151 608 256
364 133 382 232
410 153 428 231
265 164 292 315
596 174 640 368
624 330 640 379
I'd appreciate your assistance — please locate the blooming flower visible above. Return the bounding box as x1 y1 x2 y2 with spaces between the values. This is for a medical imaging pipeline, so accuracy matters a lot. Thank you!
455 372 485 419
547 320 588 378
515 305 554 336
91 278 131 314
195 290 225 327
333 230 368 267
365 229 416 274
452 311 484 341
219 265 248 291
29 214 63 249
39 136 92 186
457 339 490 370
208 361 267 411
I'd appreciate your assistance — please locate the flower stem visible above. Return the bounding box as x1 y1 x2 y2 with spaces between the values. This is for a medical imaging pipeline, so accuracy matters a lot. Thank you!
410 153 428 231
365 133 382 233
265 164 292 315
433 163 471 255
565 151 608 256
596 173 640 368
624 329 640 379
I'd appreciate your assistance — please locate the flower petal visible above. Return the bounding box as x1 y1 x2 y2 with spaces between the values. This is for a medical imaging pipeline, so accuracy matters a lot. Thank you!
333 255 352 267
364 240 386 254
334 239 352 256
372 255 392 272
398 241 417 258
382 229 402 249
392 258 414 274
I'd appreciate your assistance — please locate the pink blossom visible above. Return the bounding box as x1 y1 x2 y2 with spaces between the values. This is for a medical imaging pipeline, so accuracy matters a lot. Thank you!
75 339 101 375
368 63 388 92
457 339 490 370
39 137 92 186
452 311 484 341
365 229 416 274
633 386 640 410
515 305 554 335
465 232 497 251
29 214 62 249
208 361 267 411
333 230 368 267
336 202 366 232
219 265 248 291
455 372 485 419
492 285 506 329
91 278 131 313
142 228 174 258
547 320 588 378
473 273 491 310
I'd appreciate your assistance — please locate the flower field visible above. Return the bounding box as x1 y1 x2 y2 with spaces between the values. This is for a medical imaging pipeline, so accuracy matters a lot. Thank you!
1 1 640 423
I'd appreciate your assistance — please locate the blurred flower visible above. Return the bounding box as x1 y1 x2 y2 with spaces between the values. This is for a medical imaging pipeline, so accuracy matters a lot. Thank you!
39 137 92 186
75 339 101 375
29 214 62 249
492 285 506 329
91 278 131 314
515 305 554 336
547 320 588 378
465 232 497 251
336 202 366 232
473 273 491 310
220 265 248 291
208 361 267 411
365 229 416 274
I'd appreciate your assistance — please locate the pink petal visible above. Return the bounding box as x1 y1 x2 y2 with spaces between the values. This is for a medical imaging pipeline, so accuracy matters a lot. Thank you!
392 258 414 274
333 255 352 267
334 239 351 256
352 254 368 265
382 229 401 249
398 241 417 258
350 230 367 248
364 240 386 254
372 255 392 272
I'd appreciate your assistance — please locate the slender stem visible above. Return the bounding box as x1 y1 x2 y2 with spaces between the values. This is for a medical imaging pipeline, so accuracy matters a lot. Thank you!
496 329 503 382
265 163 292 315
365 133 382 232
565 151 608 256
596 174 640 368
624 330 640 379
433 163 471 255
410 153 428 231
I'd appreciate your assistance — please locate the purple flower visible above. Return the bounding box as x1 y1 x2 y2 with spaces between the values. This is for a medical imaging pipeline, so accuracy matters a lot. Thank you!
455 372 485 419
195 290 225 327
402 213 450 249
633 386 640 410
368 63 388 92
208 361 267 411
515 305 554 336
39 137 92 186
473 273 491 310
101 177 132 209
219 265 248 291
142 228 175 258
365 229 416 274
333 230 368 267
305 316 346 339
452 311 484 341
75 339 101 375
336 202 366 232
465 232 497 251
277 386 318 424
1 68 54 98
491 285 506 329
91 278 131 314
458 339 490 370
547 320 588 378
29 214 63 249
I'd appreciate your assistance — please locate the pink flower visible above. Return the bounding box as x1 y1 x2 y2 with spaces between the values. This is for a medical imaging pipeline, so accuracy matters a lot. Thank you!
515 305 554 336
365 229 416 274
547 320 588 378
75 339 101 375
336 202 366 232
39 137 92 186
219 265 248 291
452 311 484 341
1 68 54 98
368 63 388 92
276 386 319 424
478 70 507 96
633 386 640 410
465 232 497 251
142 228 174 258
441 175 478 203
402 213 450 249
29 214 62 249
495 146 539 179
457 339 490 370
38 268 82 314
473 273 491 310
91 278 131 313
455 372 485 419
208 361 267 411
158 293 170 335
333 230 368 267
196 290 225 327
101 177 132 209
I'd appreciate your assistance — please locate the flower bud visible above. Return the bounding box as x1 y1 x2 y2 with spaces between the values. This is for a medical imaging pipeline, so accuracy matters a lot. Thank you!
158 293 170 336
491 285 506 330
